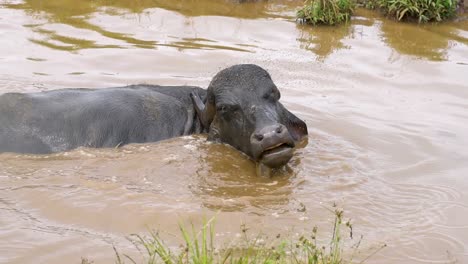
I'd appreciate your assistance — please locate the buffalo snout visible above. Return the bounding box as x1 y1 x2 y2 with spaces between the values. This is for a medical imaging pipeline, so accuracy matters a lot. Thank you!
250 124 295 168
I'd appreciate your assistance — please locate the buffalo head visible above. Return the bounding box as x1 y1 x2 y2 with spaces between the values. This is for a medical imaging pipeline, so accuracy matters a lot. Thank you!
190 64 308 168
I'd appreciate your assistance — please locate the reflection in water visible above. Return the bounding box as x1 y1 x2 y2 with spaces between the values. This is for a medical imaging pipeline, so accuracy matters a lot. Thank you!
381 21 451 61
380 13 468 61
27 26 124 51
296 8 468 61
5 0 284 19
4 1 467 59
3 0 299 52
8 0 159 50
297 23 353 60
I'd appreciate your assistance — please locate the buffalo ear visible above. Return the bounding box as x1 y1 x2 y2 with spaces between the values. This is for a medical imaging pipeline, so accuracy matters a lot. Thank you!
190 91 216 130
280 104 308 142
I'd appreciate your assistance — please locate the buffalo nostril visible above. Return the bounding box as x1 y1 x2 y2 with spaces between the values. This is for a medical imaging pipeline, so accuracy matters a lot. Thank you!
275 126 283 134
254 133 264 141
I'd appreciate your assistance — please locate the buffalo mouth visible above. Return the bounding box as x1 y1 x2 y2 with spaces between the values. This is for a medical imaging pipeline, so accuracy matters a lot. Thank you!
259 143 294 168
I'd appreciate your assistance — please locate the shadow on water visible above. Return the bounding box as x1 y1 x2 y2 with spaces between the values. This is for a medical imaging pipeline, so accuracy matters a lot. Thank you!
3 0 301 52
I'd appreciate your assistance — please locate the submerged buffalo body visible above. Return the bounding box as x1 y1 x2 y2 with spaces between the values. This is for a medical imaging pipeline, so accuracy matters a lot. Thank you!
0 64 307 167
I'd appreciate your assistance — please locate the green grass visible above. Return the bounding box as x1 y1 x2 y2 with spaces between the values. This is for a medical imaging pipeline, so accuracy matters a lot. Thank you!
297 0 355 26
362 0 457 22
299 0 458 24
108 207 385 264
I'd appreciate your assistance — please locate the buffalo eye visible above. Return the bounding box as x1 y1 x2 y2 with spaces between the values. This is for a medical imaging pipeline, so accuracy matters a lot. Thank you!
217 104 240 116
217 105 227 113
263 90 280 102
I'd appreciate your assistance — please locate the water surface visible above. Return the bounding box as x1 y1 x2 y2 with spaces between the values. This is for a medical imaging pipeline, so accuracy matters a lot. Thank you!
1 1 468 263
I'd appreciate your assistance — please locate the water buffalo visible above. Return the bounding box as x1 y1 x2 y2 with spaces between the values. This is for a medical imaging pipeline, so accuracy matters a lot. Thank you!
0 64 307 168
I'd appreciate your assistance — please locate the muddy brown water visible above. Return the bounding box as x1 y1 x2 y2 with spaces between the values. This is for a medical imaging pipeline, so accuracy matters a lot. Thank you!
1 0 468 263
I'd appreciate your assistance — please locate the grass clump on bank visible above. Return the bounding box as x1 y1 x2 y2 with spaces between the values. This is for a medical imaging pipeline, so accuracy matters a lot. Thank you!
297 0 355 25
109 207 384 264
362 0 458 22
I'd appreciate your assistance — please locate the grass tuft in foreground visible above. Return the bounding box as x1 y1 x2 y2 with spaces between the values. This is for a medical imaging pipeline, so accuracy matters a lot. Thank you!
297 0 355 26
111 207 384 264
